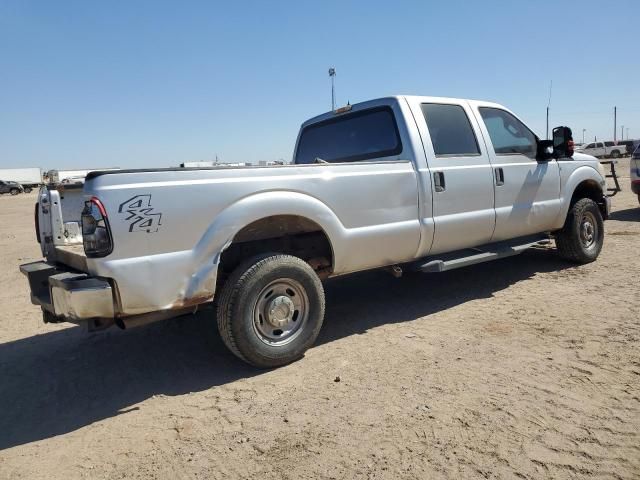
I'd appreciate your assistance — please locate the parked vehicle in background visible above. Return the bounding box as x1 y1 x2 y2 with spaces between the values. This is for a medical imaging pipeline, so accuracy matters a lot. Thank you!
47 168 120 184
575 141 624 158
604 142 625 158
0 168 42 193
616 140 634 157
20 95 611 368
0 180 25 195
632 145 640 204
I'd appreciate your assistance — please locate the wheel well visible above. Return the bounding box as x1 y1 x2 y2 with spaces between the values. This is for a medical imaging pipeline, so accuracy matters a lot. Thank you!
219 215 334 279
571 180 607 218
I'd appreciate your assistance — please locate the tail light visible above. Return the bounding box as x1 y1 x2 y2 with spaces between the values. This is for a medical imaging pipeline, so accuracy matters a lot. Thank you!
82 196 113 257
34 202 41 244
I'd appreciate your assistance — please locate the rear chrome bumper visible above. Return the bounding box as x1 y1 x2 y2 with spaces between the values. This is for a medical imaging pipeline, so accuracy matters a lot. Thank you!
20 261 115 322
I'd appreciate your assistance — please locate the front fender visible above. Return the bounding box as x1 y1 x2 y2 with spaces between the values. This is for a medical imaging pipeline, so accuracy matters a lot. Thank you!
552 165 606 230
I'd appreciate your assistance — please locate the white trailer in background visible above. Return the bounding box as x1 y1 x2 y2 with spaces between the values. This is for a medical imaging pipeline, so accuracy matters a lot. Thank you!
179 161 251 168
46 168 120 184
0 168 42 192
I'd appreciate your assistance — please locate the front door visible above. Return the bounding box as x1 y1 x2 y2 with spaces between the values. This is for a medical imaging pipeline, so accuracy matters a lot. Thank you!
473 105 561 241
408 99 496 255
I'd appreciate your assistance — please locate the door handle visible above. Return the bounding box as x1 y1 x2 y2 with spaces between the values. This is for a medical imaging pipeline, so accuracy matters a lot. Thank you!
495 167 504 186
434 172 445 192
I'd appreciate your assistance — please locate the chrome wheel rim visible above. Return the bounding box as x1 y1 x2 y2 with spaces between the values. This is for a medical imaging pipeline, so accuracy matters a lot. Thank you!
580 211 597 249
252 278 309 346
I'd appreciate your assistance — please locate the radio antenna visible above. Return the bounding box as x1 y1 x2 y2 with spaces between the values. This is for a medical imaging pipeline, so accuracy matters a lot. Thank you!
546 80 553 140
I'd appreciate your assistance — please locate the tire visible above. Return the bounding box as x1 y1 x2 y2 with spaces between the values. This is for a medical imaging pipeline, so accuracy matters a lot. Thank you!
555 198 604 263
216 254 325 368
24 187 32 193
9 188 19 196
610 150 620 159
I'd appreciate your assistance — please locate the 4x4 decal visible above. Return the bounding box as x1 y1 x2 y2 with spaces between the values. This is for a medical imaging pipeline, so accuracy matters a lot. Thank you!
118 195 163 233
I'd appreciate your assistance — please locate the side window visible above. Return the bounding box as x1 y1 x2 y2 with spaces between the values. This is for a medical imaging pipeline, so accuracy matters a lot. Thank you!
421 103 480 156
479 107 537 159
294 107 402 164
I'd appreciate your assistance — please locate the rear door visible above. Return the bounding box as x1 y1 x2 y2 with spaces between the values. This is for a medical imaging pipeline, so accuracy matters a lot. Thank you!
294 100 422 271
473 104 561 241
406 98 496 254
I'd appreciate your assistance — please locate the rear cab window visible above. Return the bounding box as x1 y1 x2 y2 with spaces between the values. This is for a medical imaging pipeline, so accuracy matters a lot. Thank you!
294 107 402 164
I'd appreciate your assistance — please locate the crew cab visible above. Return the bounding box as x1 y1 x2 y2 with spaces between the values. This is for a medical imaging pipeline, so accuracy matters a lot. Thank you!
575 141 624 158
20 96 611 367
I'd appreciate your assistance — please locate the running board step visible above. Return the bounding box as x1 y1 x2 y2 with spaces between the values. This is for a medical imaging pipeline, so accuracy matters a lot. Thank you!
418 237 550 273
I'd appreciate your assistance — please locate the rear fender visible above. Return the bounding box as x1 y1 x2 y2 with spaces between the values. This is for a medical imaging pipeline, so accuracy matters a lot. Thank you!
193 191 345 272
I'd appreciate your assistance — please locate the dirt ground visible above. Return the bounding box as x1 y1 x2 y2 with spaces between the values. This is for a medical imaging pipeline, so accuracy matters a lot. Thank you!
0 162 639 479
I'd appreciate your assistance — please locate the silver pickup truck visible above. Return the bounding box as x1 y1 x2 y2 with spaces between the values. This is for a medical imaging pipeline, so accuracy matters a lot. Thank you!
21 95 611 367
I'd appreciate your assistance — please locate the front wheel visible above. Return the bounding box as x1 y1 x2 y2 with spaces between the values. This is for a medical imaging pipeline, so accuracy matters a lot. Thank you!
555 198 604 263
216 254 325 368
23 187 32 193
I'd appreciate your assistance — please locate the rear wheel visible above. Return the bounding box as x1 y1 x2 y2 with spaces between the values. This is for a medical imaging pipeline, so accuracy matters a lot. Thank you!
610 150 620 159
9 188 19 196
555 198 604 263
216 254 325 368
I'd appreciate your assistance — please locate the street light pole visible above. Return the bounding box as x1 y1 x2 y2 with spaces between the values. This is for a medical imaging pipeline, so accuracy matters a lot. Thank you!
328 67 336 111
621 125 624 141
582 129 586 144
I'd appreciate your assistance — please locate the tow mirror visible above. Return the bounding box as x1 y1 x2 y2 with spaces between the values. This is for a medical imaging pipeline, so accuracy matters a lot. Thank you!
537 140 554 161
552 126 574 158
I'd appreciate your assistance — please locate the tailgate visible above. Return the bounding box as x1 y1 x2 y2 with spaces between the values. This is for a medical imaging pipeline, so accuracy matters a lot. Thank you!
37 183 88 271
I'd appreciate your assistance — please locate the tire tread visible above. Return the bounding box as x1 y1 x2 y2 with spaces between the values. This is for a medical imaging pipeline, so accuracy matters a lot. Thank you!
555 198 603 263
216 254 324 367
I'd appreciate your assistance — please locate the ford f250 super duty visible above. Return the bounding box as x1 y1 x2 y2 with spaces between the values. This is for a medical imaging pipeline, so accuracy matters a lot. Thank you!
20 96 611 367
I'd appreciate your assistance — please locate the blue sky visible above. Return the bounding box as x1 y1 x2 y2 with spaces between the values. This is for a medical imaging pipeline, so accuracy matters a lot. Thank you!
1 0 639 170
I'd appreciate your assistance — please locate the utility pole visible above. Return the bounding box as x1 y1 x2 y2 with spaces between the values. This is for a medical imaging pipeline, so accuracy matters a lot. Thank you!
613 106 617 142
582 129 586 143
621 126 624 141
328 67 336 111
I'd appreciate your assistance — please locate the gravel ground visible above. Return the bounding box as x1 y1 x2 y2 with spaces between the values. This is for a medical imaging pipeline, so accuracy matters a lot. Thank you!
0 161 638 479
